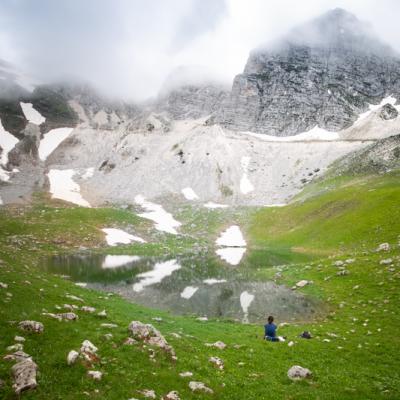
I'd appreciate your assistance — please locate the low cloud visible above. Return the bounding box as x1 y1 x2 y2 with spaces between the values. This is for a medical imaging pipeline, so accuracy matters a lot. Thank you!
0 0 399 101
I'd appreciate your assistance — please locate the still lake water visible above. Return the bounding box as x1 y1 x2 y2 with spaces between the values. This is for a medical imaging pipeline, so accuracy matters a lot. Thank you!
44 249 320 323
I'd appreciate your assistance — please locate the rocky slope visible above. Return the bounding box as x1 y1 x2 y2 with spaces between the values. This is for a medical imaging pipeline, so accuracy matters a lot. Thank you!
217 8 400 136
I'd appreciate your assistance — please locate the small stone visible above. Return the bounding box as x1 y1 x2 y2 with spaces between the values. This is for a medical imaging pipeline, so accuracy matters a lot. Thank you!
67 350 79 365
87 370 102 380
288 341 294 347
65 294 84 302
163 391 180 400
14 336 25 342
12 359 38 394
7 343 23 352
206 341 226 350
101 323 118 328
18 321 44 334
333 260 344 267
97 309 107 317
287 365 312 381
0 282 8 289
80 340 98 354
123 337 137 345
179 371 193 378
189 381 213 394
209 356 224 370
295 280 309 288
376 243 390 252
81 306 96 313
380 258 393 265
138 389 156 398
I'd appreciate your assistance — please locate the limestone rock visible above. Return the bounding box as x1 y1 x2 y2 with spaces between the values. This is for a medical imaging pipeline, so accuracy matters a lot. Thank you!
87 370 102 380
209 356 224 370
18 320 44 333
67 350 79 365
81 306 96 313
206 341 226 350
80 340 98 355
163 390 180 400
189 381 213 394
295 280 309 288
179 371 193 378
138 389 156 399
287 365 312 380
12 359 38 394
0 282 8 289
128 321 175 358
380 258 393 265
377 243 390 252
216 9 400 136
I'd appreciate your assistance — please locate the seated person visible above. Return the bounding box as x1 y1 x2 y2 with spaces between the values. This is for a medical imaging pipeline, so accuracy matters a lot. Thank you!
264 315 285 342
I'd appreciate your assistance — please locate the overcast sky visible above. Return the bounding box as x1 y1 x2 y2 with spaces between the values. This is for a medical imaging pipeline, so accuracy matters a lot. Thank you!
0 0 399 101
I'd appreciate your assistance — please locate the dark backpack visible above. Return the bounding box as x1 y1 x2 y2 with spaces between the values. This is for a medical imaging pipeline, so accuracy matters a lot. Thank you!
300 331 312 339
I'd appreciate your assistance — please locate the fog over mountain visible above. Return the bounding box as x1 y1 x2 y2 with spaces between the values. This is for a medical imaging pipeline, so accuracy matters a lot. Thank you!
1 0 400 100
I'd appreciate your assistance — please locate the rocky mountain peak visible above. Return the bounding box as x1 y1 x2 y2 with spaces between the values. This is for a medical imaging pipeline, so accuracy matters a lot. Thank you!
217 8 400 136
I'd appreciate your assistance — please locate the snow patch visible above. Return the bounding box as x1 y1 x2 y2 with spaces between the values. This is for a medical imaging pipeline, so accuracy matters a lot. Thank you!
240 291 255 323
81 167 94 180
180 286 199 299
133 259 181 292
216 248 246 266
0 120 18 165
47 169 91 207
181 187 199 200
39 128 74 161
204 202 229 209
216 225 246 247
355 95 400 124
240 156 254 194
134 195 181 235
242 126 340 142
20 102 46 125
102 228 146 246
101 255 141 269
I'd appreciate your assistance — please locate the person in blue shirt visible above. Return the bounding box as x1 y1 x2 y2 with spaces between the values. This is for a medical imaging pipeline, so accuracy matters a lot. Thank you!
264 315 280 342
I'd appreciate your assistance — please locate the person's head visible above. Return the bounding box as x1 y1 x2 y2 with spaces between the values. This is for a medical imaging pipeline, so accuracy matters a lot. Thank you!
268 315 274 324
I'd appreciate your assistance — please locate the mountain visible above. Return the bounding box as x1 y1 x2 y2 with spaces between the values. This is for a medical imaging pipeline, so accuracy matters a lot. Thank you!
216 8 400 136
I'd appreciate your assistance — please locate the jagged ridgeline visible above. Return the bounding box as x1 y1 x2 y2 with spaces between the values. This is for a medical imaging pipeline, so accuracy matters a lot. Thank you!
216 8 400 136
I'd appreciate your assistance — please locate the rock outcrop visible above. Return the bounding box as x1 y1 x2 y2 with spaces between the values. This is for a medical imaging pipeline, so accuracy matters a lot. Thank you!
217 8 400 136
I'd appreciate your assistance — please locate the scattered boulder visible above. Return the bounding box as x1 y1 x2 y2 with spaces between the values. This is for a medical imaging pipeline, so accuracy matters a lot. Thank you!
380 258 393 265
179 371 193 378
206 341 226 350
101 323 118 328
18 321 44 333
189 381 213 394
295 280 309 288
97 309 107 317
4 351 32 362
377 243 390 252
123 337 137 346
67 350 79 366
81 306 96 313
65 294 84 302
287 365 312 381
42 312 78 321
209 356 224 370
12 359 38 394
128 321 176 359
0 282 8 289
81 340 98 355
87 370 102 381
163 391 180 400
138 389 156 399
333 260 344 267
337 270 349 276
7 343 23 352
14 336 25 342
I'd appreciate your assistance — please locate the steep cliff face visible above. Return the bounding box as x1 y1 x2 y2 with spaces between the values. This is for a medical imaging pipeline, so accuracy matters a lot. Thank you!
217 8 400 136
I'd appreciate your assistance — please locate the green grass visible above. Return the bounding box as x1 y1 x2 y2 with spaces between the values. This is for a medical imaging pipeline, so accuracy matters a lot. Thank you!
248 172 400 253
0 175 399 399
